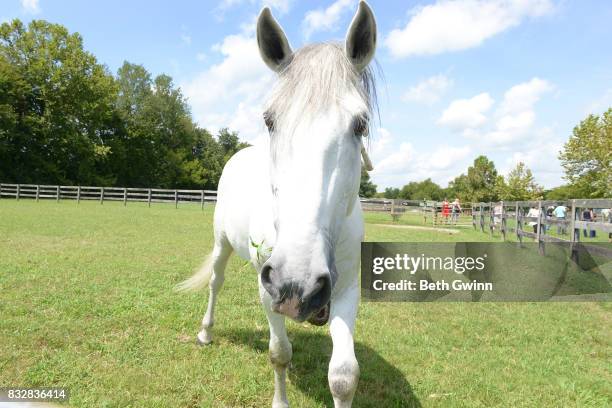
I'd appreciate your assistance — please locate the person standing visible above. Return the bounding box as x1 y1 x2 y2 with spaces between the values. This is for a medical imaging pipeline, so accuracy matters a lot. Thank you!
527 206 540 234
494 203 503 227
451 198 462 225
582 208 596 238
602 208 612 242
441 198 450 224
553 204 567 235
545 206 554 232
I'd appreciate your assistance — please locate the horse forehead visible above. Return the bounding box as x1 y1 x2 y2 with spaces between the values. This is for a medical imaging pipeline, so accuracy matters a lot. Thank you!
284 114 352 147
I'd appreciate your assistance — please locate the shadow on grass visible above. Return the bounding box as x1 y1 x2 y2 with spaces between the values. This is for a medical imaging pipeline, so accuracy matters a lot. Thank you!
221 328 421 408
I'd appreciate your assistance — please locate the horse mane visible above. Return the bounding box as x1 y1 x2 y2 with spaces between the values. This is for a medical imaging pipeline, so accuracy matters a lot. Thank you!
265 42 378 149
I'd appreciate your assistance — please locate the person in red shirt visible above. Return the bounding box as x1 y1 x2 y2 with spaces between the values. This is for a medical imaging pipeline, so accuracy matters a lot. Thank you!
441 198 450 224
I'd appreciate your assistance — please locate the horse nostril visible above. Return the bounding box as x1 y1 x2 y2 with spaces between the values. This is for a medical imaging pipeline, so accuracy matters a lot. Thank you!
306 275 331 311
260 263 277 298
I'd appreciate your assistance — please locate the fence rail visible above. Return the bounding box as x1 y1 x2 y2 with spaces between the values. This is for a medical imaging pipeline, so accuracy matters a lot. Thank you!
0 183 217 208
470 199 612 259
360 198 475 226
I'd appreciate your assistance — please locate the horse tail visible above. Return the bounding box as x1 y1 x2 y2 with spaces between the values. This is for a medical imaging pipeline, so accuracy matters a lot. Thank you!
174 253 214 292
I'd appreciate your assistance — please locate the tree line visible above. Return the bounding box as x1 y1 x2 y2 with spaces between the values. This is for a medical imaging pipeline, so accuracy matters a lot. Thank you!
2 20 609 198
0 19 248 189
366 109 611 202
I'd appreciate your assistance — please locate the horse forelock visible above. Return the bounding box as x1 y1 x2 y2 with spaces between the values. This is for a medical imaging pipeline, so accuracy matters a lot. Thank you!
265 42 377 156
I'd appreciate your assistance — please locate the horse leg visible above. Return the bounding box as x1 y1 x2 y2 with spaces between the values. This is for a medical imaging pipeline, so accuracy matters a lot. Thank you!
260 282 292 408
197 239 232 345
328 282 360 408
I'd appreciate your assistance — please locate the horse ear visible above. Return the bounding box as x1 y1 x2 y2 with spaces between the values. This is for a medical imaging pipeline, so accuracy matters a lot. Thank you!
257 7 293 72
345 1 377 72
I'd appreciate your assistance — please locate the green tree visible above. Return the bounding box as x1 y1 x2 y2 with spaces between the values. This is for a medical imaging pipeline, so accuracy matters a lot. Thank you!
449 156 499 202
498 162 543 201
0 19 258 190
0 19 118 185
399 178 444 200
217 128 250 163
113 62 233 188
383 187 400 199
559 108 612 197
359 168 377 198
544 184 582 200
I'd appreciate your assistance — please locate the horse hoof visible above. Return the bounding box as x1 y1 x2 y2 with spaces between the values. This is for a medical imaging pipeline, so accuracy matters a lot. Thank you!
196 331 213 345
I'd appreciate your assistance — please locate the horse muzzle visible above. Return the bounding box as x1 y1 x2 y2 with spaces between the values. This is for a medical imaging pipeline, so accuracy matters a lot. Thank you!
261 258 333 323
306 301 330 326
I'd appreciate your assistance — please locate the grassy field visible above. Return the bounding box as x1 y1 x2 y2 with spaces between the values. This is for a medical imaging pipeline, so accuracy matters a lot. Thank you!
1 200 610 407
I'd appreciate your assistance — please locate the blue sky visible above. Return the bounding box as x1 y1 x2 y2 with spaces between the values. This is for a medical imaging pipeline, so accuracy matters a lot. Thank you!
4 0 612 190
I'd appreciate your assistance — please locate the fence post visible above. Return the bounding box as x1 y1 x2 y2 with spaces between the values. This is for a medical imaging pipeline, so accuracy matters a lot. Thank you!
489 201 494 236
77 186 81 204
500 201 506 241
480 204 484 232
36 185 40 202
0 183 2 200
56 185 60 202
123 188 127 206
16 184 21 200
174 190 178 209
148 189 152 207
100 187 104 205
570 199 578 262
536 201 544 255
432 202 436 226
201 190 205 210
516 202 521 245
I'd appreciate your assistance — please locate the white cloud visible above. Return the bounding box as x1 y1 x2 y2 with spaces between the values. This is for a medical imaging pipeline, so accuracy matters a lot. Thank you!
303 0 355 39
371 78 559 189
263 0 292 14
402 74 453 105
181 32 273 143
21 0 40 14
369 127 394 162
196 52 207 61
218 0 243 8
385 0 555 58
181 34 192 45
439 79 552 142
499 127 564 187
368 128 472 188
482 77 553 145
374 142 415 175
498 77 553 115
427 145 472 171
585 88 612 115
438 92 494 130
217 0 292 15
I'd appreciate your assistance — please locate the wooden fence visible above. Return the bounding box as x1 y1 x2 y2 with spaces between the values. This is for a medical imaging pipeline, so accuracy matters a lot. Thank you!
471 199 612 258
421 200 473 227
360 199 475 226
0 183 217 208
360 198 425 222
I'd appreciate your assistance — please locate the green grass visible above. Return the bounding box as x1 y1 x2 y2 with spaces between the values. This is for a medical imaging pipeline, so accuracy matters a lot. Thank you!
1 200 610 407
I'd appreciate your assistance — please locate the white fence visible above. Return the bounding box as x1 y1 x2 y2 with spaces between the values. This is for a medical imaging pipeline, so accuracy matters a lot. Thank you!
0 183 217 208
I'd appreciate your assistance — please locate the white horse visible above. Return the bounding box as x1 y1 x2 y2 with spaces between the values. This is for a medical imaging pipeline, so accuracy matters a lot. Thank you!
178 2 377 406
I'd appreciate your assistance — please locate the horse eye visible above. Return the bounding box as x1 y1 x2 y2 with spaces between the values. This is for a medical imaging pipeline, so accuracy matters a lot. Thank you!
263 112 274 132
353 116 369 137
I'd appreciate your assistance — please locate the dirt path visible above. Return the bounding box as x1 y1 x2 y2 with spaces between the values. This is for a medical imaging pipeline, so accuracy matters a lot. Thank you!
371 223 460 234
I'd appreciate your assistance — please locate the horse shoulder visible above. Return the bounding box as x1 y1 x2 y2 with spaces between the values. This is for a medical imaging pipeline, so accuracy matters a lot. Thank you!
215 145 274 264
